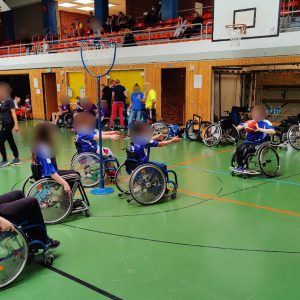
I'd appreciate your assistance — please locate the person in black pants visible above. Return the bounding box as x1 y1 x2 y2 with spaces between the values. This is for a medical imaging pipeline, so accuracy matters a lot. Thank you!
0 190 60 248
0 82 21 168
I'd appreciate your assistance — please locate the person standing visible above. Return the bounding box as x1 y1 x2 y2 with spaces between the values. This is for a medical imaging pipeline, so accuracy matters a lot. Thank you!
110 79 127 130
0 82 21 167
102 80 115 116
128 83 145 130
144 82 157 124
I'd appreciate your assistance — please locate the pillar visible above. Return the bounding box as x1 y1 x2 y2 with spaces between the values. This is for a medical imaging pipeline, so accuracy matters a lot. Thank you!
42 0 58 35
94 0 109 24
162 0 178 20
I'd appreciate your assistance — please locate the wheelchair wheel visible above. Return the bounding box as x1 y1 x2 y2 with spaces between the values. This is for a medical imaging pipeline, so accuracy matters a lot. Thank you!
288 124 300 150
63 113 73 128
27 179 72 224
199 121 211 140
70 153 101 188
115 163 131 194
0 227 28 289
258 146 280 178
224 126 239 144
152 122 169 141
129 164 166 205
102 117 111 131
187 121 199 141
203 124 222 147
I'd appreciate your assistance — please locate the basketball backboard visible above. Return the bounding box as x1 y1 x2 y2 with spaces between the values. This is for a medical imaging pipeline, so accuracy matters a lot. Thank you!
212 0 281 42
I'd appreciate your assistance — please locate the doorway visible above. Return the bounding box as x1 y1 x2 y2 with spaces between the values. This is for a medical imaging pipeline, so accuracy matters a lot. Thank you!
161 68 186 125
0 74 30 104
42 73 58 121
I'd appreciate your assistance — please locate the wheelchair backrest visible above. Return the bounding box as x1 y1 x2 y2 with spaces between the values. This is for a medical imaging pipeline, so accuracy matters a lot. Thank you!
75 141 83 154
31 163 42 181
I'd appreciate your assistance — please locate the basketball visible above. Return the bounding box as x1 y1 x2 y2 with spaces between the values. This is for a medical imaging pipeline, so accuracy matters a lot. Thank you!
246 120 258 133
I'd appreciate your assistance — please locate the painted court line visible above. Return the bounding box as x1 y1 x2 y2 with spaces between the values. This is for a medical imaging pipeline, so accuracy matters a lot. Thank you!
179 188 300 218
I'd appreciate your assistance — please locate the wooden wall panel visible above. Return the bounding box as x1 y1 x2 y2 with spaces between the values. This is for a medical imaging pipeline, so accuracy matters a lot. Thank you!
1 54 300 122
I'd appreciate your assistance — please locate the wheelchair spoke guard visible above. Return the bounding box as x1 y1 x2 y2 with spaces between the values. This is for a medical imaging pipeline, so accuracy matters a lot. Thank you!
27 179 72 224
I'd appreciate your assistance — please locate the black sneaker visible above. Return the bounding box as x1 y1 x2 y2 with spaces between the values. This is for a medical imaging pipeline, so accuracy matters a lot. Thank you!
49 239 60 249
0 161 10 168
12 158 21 165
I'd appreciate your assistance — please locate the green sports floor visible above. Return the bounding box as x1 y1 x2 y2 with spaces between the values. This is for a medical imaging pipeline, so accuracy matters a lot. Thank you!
1 121 300 300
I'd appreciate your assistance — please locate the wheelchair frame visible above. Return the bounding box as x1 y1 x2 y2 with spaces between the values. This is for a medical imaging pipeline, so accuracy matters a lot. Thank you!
115 148 178 205
22 175 90 224
272 123 300 150
230 142 280 179
0 224 54 289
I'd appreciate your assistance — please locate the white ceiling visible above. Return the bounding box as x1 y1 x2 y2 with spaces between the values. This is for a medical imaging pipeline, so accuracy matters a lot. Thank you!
56 0 125 15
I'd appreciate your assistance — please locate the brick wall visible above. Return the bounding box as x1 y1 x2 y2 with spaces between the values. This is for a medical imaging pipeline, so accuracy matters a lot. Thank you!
59 10 90 31
161 68 186 125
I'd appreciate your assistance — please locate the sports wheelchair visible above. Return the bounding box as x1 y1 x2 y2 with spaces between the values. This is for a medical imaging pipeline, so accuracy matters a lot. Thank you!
230 142 280 179
0 224 54 289
115 147 178 205
272 117 300 150
22 165 90 224
57 112 74 128
203 112 240 147
70 142 119 188
152 121 184 141
185 114 211 142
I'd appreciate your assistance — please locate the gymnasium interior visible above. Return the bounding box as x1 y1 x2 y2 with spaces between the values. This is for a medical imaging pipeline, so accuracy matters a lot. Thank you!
0 0 300 299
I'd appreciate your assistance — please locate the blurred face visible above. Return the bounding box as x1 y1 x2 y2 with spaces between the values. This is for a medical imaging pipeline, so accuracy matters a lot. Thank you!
0 86 10 101
61 95 70 105
73 112 96 134
251 107 267 122
131 123 153 144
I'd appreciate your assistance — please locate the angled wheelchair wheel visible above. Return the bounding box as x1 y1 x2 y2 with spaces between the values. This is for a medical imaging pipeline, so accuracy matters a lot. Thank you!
203 124 222 147
70 153 101 188
199 121 211 140
102 118 111 131
187 122 200 141
64 113 73 128
152 122 169 141
27 179 72 224
129 164 166 205
258 146 280 178
115 163 131 194
0 227 28 289
288 124 300 150
224 126 239 144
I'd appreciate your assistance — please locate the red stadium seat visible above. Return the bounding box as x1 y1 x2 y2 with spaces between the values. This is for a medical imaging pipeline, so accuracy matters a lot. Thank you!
202 12 213 20
203 18 213 26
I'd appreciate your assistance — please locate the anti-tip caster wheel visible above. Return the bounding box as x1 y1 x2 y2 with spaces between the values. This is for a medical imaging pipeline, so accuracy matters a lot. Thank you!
85 210 91 217
44 254 54 266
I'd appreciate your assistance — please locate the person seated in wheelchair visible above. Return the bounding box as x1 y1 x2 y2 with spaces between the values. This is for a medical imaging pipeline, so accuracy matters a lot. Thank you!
0 190 60 249
32 122 84 205
73 112 120 177
235 105 276 172
129 121 181 173
51 95 71 125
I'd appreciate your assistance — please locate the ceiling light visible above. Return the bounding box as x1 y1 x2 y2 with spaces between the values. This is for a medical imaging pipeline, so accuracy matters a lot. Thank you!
109 3 116 7
77 6 94 11
59 2 78 8
74 0 93 4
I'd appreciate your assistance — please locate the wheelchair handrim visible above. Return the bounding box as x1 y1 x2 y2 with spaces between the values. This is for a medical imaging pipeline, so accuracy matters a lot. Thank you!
203 124 221 147
115 163 131 194
258 147 280 177
288 125 300 150
0 228 28 289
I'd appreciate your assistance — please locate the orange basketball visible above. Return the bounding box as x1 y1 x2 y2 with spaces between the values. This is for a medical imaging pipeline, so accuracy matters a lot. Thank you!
246 120 258 133
0 265 5 272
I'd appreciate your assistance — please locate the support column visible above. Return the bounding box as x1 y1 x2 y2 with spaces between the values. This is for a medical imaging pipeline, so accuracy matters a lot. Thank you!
42 0 58 35
2 10 15 41
162 0 178 20
94 0 109 25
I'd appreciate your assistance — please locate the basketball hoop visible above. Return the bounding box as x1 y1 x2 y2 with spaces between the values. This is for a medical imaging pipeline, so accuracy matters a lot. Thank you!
225 24 247 47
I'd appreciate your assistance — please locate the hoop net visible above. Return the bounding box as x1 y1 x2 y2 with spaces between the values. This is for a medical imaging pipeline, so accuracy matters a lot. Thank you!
80 40 116 78
225 24 247 47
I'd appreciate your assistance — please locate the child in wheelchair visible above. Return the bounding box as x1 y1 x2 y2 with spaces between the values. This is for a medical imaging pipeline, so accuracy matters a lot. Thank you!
32 122 88 211
129 121 181 173
73 112 120 178
235 105 276 173
51 95 71 125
